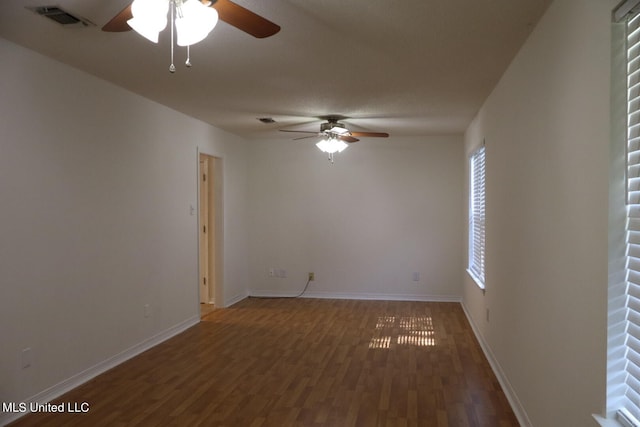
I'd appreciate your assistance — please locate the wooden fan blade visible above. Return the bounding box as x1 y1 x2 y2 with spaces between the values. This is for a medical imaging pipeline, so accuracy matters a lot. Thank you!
293 135 321 141
339 135 359 143
280 130 318 134
102 3 132 32
214 0 280 38
349 131 389 138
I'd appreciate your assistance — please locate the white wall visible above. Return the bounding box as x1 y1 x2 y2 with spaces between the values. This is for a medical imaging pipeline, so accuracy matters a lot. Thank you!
0 37 249 415
462 1 614 425
247 135 463 300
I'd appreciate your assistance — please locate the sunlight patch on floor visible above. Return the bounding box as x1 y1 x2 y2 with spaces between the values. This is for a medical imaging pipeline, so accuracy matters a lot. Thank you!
369 316 435 349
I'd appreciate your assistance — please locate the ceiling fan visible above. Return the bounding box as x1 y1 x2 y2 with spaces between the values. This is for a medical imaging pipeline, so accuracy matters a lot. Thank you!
102 0 280 39
280 116 390 162
280 116 390 144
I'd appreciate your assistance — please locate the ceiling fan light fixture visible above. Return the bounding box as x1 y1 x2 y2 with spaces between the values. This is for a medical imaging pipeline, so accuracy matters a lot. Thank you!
316 137 348 154
175 0 219 47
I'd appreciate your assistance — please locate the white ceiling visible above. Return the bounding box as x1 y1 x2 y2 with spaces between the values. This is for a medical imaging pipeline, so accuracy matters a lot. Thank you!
0 0 551 139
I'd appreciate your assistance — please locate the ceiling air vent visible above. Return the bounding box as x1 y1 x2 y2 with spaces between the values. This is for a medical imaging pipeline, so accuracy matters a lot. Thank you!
27 6 93 28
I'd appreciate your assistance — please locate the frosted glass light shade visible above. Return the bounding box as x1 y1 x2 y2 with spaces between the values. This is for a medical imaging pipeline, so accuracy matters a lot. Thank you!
316 138 348 154
127 0 169 43
176 0 219 46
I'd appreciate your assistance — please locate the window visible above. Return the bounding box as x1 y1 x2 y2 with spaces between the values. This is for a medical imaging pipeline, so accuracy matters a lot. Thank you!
468 145 486 289
615 5 640 426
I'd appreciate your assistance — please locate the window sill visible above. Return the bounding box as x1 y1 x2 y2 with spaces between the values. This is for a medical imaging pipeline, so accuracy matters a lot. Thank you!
593 414 624 427
466 269 485 290
593 412 639 427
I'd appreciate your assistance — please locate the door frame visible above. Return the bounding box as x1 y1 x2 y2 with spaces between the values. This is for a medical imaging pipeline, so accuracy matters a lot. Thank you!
197 148 224 309
199 155 210 304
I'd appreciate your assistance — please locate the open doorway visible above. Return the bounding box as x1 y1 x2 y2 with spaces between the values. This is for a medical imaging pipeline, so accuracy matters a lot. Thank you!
198 153 222 318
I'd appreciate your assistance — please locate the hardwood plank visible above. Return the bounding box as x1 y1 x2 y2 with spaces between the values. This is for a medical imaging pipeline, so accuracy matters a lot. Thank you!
9 298 519 426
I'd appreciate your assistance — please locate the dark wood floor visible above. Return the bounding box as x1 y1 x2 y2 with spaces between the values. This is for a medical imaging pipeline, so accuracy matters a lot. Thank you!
9 298 518 427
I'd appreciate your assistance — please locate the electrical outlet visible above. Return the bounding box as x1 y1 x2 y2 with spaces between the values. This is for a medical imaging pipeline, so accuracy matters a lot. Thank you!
144 304 151 318
412 272 420 282
270 268 288 278
308 272 315 281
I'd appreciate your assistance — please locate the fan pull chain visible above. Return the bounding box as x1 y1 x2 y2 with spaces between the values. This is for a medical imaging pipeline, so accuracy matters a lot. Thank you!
186 45 192 68
169 0 176 73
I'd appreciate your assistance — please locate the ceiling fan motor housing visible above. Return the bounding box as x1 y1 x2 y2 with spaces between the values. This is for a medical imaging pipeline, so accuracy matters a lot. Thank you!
320 121 346 133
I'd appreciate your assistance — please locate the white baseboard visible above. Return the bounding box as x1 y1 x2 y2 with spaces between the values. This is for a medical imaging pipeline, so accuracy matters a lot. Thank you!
224 292 248 307
248 289 462 302
1 315 200 427
460 302 531 427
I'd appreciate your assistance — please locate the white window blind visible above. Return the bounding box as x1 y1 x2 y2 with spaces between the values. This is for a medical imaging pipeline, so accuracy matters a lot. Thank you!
624 10 640 426
468 145 485 288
